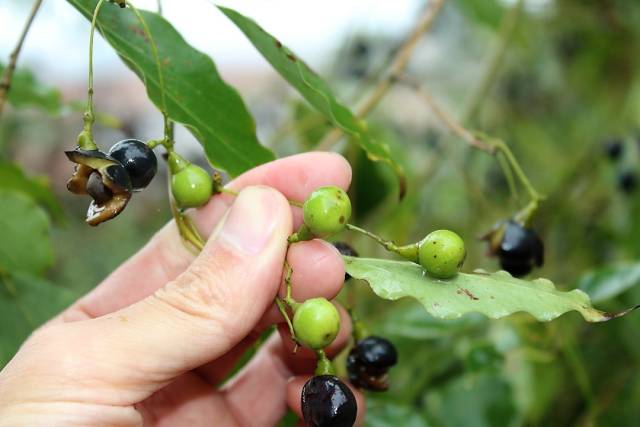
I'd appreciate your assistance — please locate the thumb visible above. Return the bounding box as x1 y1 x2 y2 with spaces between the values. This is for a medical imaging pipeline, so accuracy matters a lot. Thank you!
63 186 292 393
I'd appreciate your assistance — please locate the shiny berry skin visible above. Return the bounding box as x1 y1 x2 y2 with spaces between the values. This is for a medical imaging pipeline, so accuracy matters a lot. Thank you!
293 298 340 350
356 336 397 369
303 186 352 238
347 336 397 391
108 139 157 190
418 229 466 279
333 242 358 281
498 221 544 277
301 375 357 427
171 164 213 209
617 170 637 194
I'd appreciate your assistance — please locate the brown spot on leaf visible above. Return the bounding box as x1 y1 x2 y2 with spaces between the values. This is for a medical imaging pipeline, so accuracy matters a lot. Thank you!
274 39 283 48
457 288 479 301
286 53 297 62
129 25 149 42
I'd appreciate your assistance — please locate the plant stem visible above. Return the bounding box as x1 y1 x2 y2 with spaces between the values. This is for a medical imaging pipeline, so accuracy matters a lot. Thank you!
276 297 296 341
397 74 493 152
463 0 525 124
345 223 419 262
396 74 543 208
83 0 109 135
316 0 445 151
0 0 44 118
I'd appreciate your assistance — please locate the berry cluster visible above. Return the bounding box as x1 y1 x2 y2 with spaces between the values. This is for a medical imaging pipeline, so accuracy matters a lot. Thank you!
347 336 398 391
66 138 218 225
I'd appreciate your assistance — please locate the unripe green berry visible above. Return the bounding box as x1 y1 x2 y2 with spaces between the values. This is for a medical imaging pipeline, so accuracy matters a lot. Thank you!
418 229 466 279
302 186 351 238
171 164 213 209
293 298 341 350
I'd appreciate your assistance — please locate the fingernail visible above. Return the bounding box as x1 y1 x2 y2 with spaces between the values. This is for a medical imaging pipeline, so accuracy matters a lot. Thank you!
219 186 279 255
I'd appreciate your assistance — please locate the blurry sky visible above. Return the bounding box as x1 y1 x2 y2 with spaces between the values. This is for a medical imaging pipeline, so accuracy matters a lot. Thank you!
0 0 423 86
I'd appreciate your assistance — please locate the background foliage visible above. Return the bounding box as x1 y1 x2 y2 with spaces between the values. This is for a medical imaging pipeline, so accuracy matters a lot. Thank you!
2 0 640 425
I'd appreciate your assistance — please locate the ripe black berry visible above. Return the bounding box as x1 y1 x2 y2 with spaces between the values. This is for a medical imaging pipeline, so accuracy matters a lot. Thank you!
301 375 357 427
108 139 157 190
604 138 623 161
356 336 398 369
617 170 637 194
497 221 544 277
347 336 397 391
333 242 358 281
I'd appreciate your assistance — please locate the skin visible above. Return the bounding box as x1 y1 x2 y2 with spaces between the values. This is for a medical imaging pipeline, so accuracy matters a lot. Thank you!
0 152 365 427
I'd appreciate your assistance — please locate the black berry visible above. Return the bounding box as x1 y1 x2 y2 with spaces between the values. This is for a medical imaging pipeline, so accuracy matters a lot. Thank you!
617 170 637 194
108 139 157 190
497 221 544 277
301 375 357 427
347 336 397 391
356 336 398 369
603 138 623 161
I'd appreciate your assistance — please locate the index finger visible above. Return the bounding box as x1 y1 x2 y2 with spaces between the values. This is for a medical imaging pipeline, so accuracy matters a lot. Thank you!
57 151 351 322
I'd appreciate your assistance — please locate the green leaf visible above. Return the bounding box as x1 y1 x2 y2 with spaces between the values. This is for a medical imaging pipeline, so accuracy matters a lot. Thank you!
578 263 640 304
425 374 517 427
0 272 77 367
0 191 53 275
0 64 62 114
0 161 64 221
66 0 274 177
365 398 431 427
344 257 638 322
219 6 407 196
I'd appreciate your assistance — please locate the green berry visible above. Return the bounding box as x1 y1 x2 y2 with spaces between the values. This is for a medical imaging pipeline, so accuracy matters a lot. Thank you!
171 164 213 209
302 186 351 238
293 298 341 350
418 229 466 279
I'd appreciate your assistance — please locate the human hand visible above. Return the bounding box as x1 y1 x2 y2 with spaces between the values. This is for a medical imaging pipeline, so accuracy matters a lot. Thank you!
0 152 364 426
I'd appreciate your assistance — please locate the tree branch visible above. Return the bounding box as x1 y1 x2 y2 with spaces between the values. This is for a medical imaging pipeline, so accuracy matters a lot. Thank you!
0 0 45 117
397 74 493 153
316 0 445 150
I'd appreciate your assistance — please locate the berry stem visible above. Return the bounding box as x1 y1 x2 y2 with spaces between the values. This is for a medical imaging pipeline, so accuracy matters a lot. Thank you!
314 350 336 376
0 0 44 119
349 310 368 343
79 0 111 150
275 297 297 343
288 224 314 244
345 223 419 262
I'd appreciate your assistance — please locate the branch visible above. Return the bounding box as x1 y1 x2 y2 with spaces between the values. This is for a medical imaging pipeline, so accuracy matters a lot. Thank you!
462 0 525 124
396 74 543 206
316 0 445 150
0 0 44 117
397 74 493 153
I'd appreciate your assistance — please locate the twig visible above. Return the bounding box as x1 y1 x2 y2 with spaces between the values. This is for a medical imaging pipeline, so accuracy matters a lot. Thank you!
397 74 493 152
316 0 445 151
463 0 525 124
0 0 44 117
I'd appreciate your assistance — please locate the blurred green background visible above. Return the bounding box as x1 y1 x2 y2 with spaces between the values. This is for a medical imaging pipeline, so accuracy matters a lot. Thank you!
2 0 640 425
